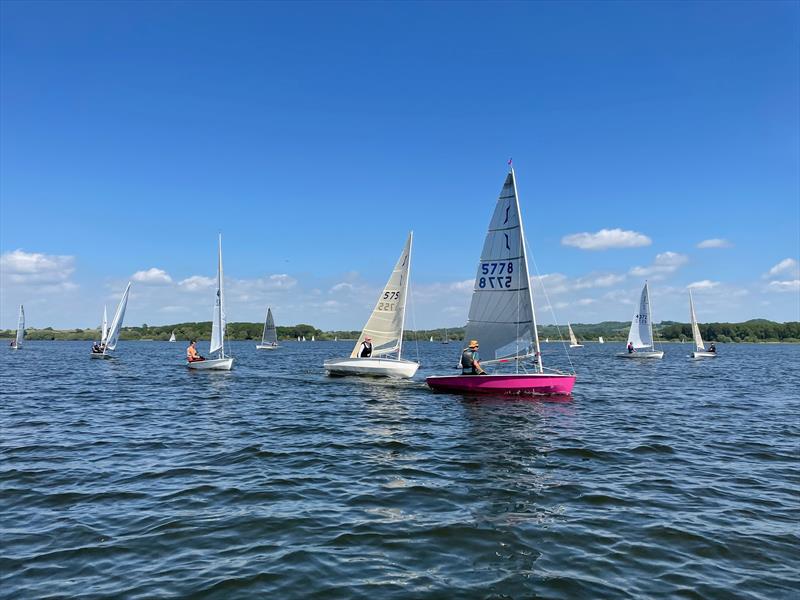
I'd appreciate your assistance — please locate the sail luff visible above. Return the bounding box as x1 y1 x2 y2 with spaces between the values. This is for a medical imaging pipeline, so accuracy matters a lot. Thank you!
105 282 132 351
512 168 542 373
209 234 226 357
689 290 704 351
16 305 24 347
397 231 412 359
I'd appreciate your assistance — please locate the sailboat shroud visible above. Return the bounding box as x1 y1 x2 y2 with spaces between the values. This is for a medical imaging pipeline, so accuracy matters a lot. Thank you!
426 168 575 395
256 307 280 349
324 232 419 378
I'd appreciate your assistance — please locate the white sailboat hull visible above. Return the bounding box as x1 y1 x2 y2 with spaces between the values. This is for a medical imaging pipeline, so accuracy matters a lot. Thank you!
324 357 419 379
569 344 584 348
256 343 280 350
617 350 664 359
691 351 717 359
187 357 234 370
90 352 111 359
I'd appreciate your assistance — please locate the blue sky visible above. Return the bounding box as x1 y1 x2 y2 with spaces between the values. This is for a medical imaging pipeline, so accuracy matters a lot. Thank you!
1 0 798 330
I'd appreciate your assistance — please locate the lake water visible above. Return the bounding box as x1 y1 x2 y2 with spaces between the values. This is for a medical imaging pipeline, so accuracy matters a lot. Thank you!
1 340 798 598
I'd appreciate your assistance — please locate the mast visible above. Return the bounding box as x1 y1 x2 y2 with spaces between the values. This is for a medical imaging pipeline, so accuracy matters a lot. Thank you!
511 167 543 373
397 231 412 360
218 233 225 358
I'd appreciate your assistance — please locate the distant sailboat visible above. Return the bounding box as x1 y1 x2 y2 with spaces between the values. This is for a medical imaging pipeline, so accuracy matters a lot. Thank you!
429 335 434 342
334 336 338 342
188 234 233 370
297 336 301 342
426 166 575 395
598 336 604 344
689 291 717 359
91 283 132 359
568 323 584 348
168 330 177 342
10 305 24 349
617 282 664 359
302 335 306 342
256 307 279 350
325 232 419 378
311 335 315 342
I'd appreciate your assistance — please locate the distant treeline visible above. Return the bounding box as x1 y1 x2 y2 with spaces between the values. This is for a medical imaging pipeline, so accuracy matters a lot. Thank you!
2 319 798 343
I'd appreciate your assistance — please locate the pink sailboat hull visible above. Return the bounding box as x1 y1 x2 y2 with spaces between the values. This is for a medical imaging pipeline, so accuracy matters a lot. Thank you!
426 373 576 396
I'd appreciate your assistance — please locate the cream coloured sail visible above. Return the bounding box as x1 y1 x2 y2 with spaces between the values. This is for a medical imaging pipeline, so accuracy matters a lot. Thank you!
627 282 654 349
101 305 108 345
209 234 227 357
462 168 542 370
350 232 413 358
568 324 579 346
15 305 24 348
689 290 705 352
105 282 132 351
262 307 277 345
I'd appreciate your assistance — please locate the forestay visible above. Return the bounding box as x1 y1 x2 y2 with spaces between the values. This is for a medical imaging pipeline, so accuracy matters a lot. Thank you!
105 282 132 351
209 234 226 356
15 305 24 347
689 291 705 351
350 232 413 358
628 282 654 349
262 307 278 345
462 169 540 366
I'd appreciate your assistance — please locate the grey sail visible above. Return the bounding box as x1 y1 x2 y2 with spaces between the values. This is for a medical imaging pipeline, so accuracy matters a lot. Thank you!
262 307 278 345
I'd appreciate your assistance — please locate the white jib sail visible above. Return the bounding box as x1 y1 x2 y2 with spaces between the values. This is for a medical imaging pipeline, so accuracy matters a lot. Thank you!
16 305 24 347
101 305 108 345
627 282 654 349
568 324 578 345
262 307 278 345
689 291 705 351
463 168 541 370
105 282 132 351
350 231 413 358
209 234 226 357
599 336 604 344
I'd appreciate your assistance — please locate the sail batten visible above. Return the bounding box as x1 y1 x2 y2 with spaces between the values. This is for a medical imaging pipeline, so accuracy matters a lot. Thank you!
350 232 413 359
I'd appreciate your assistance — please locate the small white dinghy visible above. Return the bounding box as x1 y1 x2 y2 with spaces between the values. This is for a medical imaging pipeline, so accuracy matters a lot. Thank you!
324 232 419 379
91 284 131 359
168 331 177 342
10 305 24 349
617 281 664 359
598 336 604 344
568 323 583 348
256 307 280 350
689 290 717 359
188 234 233 371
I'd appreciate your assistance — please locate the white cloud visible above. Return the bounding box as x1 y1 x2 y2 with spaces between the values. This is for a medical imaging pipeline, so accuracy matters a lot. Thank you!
132 267 173 284
697 238 732 249
767 280 800 293
630 251 688 278
330 282 354 293
573 273 626 289
0 249 75 284
687 280 720 290
765 258 799 278
561 228 651 250
179 275 216 291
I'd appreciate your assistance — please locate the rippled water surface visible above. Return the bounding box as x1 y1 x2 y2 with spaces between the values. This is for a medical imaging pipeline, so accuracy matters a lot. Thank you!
2 340 798 598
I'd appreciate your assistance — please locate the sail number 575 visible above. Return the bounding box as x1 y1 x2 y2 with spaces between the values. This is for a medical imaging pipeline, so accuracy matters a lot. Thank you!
479 262 513 289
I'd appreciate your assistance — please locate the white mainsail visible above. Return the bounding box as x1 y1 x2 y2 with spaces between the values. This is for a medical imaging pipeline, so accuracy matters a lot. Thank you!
462 168 542 371
350 232 413 358
15 305 24 348
101 305 108 345
599 336 604 344
209 234 227 357
627 282 654 349
169 331 176 342
689 291 705 351
105 282 132 351
262 307 278 345
568 324 578 346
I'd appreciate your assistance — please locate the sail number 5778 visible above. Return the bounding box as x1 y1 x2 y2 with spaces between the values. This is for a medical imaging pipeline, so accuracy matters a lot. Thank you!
479 262 514 289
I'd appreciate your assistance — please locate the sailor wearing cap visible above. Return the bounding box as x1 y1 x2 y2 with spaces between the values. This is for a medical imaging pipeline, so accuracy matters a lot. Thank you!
358 336 373 358
460 340 486 375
